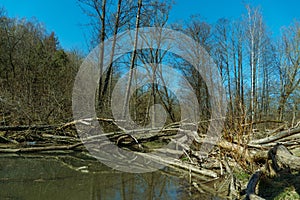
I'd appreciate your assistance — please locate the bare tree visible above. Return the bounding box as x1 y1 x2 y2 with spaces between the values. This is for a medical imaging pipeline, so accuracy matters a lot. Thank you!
277 21 300 121
78 0 107 111
122 0 142 120
244 5 267 123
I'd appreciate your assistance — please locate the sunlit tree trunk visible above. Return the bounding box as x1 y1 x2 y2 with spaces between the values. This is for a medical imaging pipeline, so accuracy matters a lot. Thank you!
122 0 142 119
101 0 123 108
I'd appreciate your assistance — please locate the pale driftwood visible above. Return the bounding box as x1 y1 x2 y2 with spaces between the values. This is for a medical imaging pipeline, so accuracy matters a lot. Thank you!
248 135 300 149
136 151 218 178
41 133 81 142
274 132 300 143
79 129 177 144
59 117 199 140
160 157 219 178
218 140 253 163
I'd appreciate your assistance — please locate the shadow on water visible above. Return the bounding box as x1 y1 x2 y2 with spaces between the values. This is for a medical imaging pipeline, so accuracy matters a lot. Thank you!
0 153 223 200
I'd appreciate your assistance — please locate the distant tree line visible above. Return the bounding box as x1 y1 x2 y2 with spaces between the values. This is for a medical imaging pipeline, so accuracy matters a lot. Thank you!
0 7 82 126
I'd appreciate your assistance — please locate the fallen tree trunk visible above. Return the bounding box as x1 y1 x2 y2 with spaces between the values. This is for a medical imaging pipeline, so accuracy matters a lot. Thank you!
268 144 300 172
250 126 300 145
218 140 253 163
243 144 300 200
136 151 218 178
0 142 83 153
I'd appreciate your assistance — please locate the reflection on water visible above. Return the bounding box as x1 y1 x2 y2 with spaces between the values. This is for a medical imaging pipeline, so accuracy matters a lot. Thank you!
0 153 190 200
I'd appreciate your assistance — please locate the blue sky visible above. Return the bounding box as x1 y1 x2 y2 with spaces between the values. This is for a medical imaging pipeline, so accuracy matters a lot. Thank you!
0 0 299 53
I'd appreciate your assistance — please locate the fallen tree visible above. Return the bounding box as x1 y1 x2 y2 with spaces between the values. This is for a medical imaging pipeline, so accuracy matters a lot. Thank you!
0 142 83 153
242 144 300 200
0 119 300 199
250 126 300 145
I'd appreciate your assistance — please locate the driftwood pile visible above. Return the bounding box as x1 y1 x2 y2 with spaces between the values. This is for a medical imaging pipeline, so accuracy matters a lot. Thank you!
0 118 300 199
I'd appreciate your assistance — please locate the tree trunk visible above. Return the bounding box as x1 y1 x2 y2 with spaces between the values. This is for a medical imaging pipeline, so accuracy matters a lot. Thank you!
97 0 107 109
122 0 142 120
101 0 122 105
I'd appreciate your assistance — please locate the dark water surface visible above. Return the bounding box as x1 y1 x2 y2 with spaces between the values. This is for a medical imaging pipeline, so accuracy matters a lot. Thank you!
0 153 196 200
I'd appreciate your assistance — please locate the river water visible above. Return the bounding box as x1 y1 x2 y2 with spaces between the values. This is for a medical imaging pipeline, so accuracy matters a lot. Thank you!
0 152 224 200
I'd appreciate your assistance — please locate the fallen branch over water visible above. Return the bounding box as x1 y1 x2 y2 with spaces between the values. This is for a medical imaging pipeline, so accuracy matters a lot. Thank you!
137 151 218 178
0 142 83 153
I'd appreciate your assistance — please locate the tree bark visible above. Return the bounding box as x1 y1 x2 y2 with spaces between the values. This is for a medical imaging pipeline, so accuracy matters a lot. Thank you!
122 0 142 119
245 171 264 200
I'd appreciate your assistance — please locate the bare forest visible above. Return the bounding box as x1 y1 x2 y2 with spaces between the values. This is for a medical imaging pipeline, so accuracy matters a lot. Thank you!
0 1 299 199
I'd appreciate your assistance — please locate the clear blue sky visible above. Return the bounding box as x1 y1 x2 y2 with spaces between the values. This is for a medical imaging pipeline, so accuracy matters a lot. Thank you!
0 0 299 53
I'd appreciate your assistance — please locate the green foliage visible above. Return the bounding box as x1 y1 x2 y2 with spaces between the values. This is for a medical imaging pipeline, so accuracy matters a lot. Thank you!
275 188 300 200
234 170 250 183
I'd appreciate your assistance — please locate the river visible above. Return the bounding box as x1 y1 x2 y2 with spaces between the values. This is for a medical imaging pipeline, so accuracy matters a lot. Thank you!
0 152 223 200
